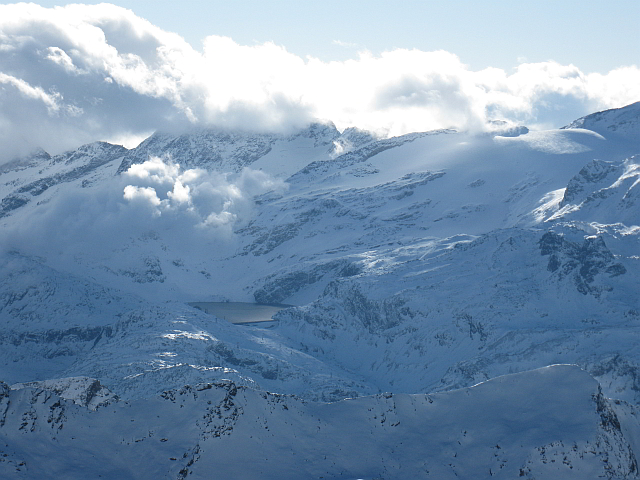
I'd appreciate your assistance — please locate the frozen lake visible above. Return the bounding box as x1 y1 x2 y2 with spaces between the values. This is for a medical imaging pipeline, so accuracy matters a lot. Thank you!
188 302 293 325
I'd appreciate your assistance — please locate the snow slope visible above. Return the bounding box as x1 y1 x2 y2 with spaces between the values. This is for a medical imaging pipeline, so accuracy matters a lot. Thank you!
0 252 373 402
1 365 639 479
0 104 638 399
564 101 640 139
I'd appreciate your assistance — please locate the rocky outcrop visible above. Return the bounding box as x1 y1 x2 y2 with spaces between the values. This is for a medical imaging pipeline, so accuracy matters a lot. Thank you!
539 232 626 296
561 159 620 206
0 142 126 218
254 259 362 304
116 122 341 174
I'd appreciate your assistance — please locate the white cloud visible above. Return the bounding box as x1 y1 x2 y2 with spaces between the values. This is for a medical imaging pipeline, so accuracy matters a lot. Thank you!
123 185 163 216
167 179 190 204
1 155 286 269
46 46 86 74
0 3 638 161
125 156 181 184
120 156 286 230
0 72 61 114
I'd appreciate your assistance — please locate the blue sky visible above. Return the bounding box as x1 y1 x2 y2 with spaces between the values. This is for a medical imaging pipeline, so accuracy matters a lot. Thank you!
22 0 640 73
0 1 638 160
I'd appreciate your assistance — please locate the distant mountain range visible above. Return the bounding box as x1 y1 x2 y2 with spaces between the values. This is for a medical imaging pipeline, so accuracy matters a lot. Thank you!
1 101 639 478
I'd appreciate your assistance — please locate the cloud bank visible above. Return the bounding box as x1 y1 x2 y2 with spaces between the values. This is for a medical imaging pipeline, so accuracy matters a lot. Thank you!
0 3 638 161
3 155 286 270
121 156 286 230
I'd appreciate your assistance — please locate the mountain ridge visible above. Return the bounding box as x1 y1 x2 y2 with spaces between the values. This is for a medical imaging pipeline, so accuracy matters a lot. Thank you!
0 102 639 477
2 365 639 479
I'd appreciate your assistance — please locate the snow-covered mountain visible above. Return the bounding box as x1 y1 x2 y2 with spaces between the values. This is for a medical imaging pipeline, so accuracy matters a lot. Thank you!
2 365 639 479
0 102 639 477
563 101 640 139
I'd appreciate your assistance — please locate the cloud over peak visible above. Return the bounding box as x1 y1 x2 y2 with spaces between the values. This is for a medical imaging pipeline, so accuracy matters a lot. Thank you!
0 3 638 161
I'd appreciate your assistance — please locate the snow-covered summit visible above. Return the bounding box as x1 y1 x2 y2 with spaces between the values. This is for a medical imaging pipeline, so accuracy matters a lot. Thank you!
0 148 51 175
116 121 342 175
563 101 640 138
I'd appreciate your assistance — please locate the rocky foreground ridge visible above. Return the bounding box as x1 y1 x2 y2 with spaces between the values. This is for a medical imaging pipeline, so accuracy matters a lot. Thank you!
2 366 640 479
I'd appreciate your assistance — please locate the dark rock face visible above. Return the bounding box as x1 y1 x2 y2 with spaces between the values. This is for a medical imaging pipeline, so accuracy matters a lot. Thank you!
281 280 413 336
119 256 165 283
242 222 302 257
116 122 340 174
0 381 9 399
117 131 277 174
254 259 362 304
561 159 619 207
0 195 29 218
539 232 626 296
591 355 640 399
289 121 341 147
21 143 126 196
1 325 113 347
0 148 51 175
0 142 126 218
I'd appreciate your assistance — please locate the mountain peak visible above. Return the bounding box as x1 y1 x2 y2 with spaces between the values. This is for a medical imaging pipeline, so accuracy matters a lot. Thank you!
0 147 51 174
563 101 640 138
